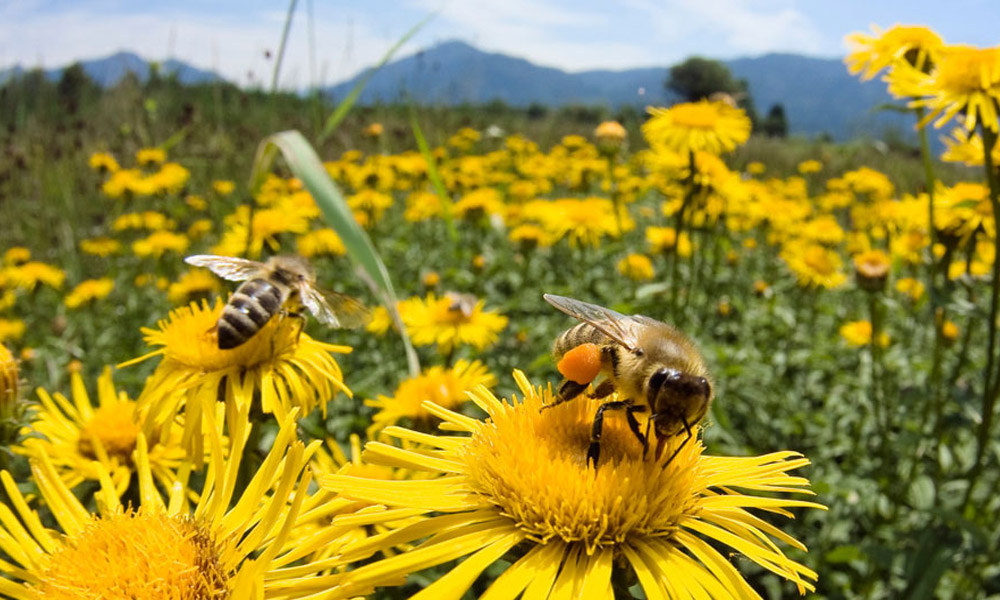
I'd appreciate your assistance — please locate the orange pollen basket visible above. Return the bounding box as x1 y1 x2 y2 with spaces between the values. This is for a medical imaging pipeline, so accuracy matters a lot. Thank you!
557 343 603 384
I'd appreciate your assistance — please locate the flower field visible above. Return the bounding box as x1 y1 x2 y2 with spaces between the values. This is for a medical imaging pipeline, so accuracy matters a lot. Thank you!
0 23 999 598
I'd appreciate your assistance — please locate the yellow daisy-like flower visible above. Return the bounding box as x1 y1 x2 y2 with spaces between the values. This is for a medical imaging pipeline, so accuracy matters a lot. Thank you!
320 371 822 599
297 228 347 258
113 211 175 232
365 359 497 433
404 191 445 222
187 219 213 239
132 231 190 259
13 368 192 498
0 319 26 342
896 276 926 301
781 242 848 289
617 253 655 281
508 223 552 249
642 100 752 155
121 299 352 461
3 246 30 265
136 147 166 166
88 151 120 173
840 320 890 348
844 24 944 80
0 343 16 422
212 179 236 196
746 161 766 175
646 226 693 257
906 45 1000 133
454 187 505 222
403 292 509 355
0 408 349 599
940 126 1000 167
936 181 993 241
852 249 891 291
166 269 220 304
80 236 122 257
527 197 631 249
348 189 394 224
64 277 114 309
797 159 823 174
0 261 66 290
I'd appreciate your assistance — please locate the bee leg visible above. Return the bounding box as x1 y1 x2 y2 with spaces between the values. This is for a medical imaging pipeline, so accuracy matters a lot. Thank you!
589 379 616 400
542 379 588 411
623 405 649 458
662 417 693 468
642 417 653 460
588 400 629 468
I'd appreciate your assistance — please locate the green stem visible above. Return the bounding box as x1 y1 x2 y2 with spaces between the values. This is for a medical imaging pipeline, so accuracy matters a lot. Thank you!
964 126 1000 509
270 0 299 94
670 151 697 316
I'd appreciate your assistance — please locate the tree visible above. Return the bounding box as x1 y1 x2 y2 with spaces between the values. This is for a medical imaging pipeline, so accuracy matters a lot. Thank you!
666 57 742 102
57 62 96 112
761 104 788 138
666 56 759 127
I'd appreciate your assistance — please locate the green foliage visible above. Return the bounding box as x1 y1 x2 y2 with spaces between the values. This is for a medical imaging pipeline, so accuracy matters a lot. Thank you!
667 56 743 102
761 103 789 138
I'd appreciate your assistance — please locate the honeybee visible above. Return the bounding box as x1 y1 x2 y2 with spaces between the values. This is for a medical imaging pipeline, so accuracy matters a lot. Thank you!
543 294 713 467
185 254 369 349
444 291 478 318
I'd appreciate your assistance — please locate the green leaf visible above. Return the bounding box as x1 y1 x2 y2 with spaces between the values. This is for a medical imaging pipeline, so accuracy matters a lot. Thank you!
908 475 935 510
249 129 419 376
317 14 435 144
824 545 862 564
901 528 956 600
408 105 456 241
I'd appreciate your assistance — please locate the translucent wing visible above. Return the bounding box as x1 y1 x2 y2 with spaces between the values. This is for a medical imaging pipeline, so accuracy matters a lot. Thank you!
300 284 371 329
185 255 264 282
543 294 640 351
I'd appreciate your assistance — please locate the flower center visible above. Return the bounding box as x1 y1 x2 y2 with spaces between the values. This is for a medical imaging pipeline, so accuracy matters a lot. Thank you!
78 404 140 461
35 511 229 599
461 386 700 552
670 103 720 129
803 246 835 275
149 300 300 372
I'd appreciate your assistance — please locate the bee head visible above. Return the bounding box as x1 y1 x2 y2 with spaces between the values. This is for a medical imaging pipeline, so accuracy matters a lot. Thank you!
647 368 712 436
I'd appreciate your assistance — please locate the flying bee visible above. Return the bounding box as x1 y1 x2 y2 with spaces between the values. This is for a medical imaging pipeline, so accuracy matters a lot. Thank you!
543 294 713 467
185 254 369 350
444 291 478 318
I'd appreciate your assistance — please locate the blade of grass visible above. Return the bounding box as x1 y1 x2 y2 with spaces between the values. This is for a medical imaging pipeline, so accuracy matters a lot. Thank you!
408 104 456 242
271 0 299 93
316 13 435 145
249 129 420 376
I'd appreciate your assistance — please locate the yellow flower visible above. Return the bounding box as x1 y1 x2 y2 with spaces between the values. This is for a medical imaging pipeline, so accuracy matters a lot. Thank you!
321 371 822 599
101 168 143 198
643 100 752 155
840 320 890 347
88 151 120 173
363 122 384 137
186 194 208 210
0 318 25 342
508 223 551 249
136 147 166 166
347 189 394 224
905 45 1000 133
454 187 505 221
186 219 213 239
746 161 766 175
852 249 891 291
403 292 508 354
113 211 175 231
404 191 445 222
132 231 190 258
64 278 114 309
617 253 655 281
166 269 220 304
1 261 66 290
297 228 347 258
781 242 847 289
595 120 627 153
365 359 496 433
845 24 944 80
646 225 693 257
422 271 441 287
13 368 191 498
942 320 960 343
936 181 993 242
797 159 823 174
528 197 631 248
0 408 341 598
80 236 122 257
940 126 1000 166
3 246 30 265
0 343 16 421
896 277 926 301
121 299 351 462
212 179 236 196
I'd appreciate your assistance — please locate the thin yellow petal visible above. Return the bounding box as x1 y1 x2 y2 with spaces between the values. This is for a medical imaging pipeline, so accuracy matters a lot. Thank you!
409 530 523 600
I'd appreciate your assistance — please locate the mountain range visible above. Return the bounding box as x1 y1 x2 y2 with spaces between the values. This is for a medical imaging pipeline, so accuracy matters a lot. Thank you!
1 42 911 141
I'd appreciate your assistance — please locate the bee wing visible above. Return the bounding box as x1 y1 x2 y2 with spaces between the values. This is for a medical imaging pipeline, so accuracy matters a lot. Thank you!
185 255 264 282
301 284 371 329
543 293 640 351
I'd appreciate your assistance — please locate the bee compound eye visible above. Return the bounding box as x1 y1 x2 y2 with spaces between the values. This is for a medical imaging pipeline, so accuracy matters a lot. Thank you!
697 377 711 399
648 368 671 391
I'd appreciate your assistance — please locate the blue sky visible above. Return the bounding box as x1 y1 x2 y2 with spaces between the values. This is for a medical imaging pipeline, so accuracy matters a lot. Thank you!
2 1 998 89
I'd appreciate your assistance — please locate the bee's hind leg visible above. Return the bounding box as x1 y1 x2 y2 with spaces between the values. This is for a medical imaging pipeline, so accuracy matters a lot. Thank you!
542 379 589 411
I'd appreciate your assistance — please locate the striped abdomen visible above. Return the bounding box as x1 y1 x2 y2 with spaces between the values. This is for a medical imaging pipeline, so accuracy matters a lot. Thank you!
552 322 612 359
217 278 287 349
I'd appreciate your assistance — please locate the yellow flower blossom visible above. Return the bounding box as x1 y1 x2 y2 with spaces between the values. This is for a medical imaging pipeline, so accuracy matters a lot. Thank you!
64 278 114 309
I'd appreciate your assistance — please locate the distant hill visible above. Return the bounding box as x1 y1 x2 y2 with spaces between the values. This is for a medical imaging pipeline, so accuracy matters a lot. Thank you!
0 51 221 87
325 40 910 141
